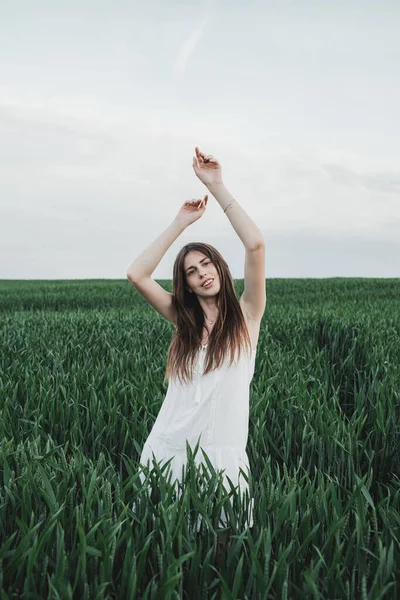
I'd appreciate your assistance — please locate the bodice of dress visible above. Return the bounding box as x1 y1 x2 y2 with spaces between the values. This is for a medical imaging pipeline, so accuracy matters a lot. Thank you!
148 343 257 450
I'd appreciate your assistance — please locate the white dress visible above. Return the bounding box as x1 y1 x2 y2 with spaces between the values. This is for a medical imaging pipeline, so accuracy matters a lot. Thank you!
133 342 257 531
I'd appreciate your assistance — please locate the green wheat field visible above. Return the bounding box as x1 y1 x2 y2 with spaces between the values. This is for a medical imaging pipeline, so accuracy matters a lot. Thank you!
0 278 399 599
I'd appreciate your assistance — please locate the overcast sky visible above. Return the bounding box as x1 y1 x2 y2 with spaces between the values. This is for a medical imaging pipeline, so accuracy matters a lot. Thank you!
1 0 399 280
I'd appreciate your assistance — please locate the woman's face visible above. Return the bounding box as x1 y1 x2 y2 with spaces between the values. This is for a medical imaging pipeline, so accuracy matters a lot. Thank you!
184 251 220 296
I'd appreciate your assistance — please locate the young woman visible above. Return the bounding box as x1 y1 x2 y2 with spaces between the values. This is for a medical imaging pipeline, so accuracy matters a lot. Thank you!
127 146 266 544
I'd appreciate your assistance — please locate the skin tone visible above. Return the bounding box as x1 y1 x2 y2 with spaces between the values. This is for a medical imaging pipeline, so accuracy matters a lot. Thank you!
184 250 220 327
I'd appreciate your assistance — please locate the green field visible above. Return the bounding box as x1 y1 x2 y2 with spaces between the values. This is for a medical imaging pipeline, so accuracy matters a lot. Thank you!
1 278 399 599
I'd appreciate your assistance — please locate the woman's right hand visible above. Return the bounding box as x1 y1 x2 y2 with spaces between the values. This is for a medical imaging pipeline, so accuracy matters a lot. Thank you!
175 195 208 228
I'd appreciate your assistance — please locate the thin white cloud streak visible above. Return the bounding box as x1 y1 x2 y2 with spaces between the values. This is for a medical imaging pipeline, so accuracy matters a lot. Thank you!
174 17 208 76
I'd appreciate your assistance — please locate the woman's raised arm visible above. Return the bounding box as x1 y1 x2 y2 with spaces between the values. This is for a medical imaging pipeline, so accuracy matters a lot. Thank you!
192 146 264 251
127 195 208 280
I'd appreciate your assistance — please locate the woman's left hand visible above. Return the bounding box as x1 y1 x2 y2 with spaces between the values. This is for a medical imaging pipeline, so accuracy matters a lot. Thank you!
192 146 223 188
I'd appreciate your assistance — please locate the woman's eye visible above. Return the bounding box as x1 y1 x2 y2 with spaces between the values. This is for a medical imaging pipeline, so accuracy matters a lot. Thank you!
188 260 210 275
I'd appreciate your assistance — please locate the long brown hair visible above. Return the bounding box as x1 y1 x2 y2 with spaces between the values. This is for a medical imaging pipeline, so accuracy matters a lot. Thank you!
163 242 252 385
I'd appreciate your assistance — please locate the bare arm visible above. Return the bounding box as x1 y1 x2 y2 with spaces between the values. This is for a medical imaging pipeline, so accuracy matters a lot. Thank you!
207 182 264 250
127 219 186 280
193 147 264 250
126 197 208 324
127 194 208 280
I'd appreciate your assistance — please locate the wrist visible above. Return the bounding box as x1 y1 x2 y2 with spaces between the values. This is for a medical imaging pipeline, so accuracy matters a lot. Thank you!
172 217 188 232
206 181 225 193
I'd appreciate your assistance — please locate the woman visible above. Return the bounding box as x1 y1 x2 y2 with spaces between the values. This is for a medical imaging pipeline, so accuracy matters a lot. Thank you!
127 146 266 547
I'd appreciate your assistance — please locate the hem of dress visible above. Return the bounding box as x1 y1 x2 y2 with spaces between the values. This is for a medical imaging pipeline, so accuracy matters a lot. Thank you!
134 435 254 530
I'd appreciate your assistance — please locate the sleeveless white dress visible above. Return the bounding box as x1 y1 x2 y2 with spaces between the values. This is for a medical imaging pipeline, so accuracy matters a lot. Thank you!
133 342 257 531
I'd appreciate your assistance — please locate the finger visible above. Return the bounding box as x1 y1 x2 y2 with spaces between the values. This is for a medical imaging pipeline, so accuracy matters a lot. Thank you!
196 147 207 159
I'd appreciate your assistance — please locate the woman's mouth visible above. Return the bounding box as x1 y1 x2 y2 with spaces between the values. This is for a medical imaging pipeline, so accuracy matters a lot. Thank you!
202 278 214 289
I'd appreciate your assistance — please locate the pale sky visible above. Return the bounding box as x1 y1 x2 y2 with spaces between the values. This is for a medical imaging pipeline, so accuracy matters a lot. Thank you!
1 0 399 280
